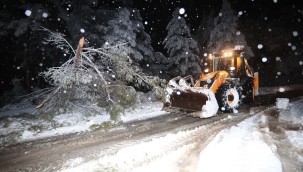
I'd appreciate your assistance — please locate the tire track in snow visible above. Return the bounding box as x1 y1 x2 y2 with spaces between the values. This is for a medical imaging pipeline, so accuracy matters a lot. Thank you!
62 110 263 172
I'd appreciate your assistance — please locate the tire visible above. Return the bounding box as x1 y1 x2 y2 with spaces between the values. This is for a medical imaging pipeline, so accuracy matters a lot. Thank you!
242 77 254 104
216 84 242 113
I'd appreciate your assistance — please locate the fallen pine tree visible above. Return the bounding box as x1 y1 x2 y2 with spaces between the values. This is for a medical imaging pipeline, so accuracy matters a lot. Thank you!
36 27 167 119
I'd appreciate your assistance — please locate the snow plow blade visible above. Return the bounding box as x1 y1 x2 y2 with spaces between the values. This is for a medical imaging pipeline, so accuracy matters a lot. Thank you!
163 90 208 112
162 76 219 118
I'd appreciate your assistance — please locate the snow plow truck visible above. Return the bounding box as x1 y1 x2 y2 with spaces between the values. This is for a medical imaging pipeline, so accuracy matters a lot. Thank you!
162 45 259 118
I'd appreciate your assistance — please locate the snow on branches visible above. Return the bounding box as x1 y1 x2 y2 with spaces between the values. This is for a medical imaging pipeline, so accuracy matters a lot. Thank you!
37 28 166 115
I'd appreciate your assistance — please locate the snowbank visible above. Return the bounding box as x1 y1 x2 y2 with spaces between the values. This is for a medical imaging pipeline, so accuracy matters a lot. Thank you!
196 114 282 172
276 98 289 110
0 101 167 146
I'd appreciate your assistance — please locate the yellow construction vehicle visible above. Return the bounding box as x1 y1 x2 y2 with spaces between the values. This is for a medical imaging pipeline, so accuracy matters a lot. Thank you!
162 45 259 118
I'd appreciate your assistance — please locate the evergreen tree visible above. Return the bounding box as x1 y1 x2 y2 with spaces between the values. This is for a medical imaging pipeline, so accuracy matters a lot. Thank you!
104 8 145 62
207 0 254 57
163 8 201 76
195 9 215 52
130 9 154 62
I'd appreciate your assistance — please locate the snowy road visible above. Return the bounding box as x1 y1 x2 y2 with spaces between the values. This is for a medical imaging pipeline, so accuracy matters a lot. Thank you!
0 86 303 172
0 105 265 172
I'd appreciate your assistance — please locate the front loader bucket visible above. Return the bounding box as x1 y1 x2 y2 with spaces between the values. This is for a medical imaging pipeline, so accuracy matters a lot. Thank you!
163 89 208 112
162 75 219 118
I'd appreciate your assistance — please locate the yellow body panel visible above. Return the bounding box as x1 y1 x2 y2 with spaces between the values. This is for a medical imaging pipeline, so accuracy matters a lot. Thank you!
195 70 229 94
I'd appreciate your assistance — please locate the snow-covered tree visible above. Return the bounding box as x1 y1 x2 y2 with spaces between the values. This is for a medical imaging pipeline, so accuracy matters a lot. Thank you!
163 8 201 76
130 9 154 62
207 0 254 57
195 9 215 52
104 8 145 62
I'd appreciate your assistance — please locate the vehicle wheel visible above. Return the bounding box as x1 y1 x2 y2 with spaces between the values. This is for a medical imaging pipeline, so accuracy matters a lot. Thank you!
216 84 242 113
242 77 254 104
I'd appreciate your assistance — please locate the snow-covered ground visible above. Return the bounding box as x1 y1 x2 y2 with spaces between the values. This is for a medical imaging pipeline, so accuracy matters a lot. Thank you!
0 84 301 146
0 101 168 146
1 86 303 171
59 97 303 172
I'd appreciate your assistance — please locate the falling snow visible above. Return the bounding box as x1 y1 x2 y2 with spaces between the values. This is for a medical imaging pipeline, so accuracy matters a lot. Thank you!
25 10 31 16
262 57 268 62
293 31 298 37
276 57 281 61
42 12 48 18
257 44 263 49
179 8 185 15
279 87 285 92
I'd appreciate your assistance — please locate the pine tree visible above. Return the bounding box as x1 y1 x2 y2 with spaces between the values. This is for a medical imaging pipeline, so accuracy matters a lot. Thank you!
195 9 215 52
163 8 201 76
104 8 153 62
207 0 254 57
130 9 154 62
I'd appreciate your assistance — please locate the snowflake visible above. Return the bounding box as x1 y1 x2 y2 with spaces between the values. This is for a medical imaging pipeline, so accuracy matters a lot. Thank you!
293 31 299 37
273 0 278 3
257 44 263 49
279 87 285 92
291 46 296 50
25 10 32 17
179 8 185 15
42 12 48 18
80 29 85 33
144 21 148 25
236 31 241 35
238 11 243 16
262 57 267 62
275 56 281 61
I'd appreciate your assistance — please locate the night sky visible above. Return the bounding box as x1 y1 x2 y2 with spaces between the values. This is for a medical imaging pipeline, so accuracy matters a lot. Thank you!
126 0 302 51
0 0 303 96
